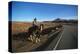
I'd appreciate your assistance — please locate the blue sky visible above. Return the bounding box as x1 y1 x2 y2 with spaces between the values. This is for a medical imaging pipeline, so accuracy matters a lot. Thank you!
11 1 78 22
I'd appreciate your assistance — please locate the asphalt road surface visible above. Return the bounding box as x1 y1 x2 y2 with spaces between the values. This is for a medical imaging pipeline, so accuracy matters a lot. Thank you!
44 25 78 50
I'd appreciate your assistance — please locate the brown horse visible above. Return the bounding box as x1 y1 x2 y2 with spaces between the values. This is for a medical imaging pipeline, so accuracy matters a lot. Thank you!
27 24 44 43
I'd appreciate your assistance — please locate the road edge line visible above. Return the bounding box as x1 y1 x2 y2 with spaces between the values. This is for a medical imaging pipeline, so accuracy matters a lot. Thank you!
53 31 64 50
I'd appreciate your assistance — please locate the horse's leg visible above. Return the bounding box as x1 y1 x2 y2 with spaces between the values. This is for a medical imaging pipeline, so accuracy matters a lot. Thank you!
30 35 34 42
37 32 41 42
28 35 31 40
35 31 41 43
36 36 40 43
31 32 36 43
27 34 30 40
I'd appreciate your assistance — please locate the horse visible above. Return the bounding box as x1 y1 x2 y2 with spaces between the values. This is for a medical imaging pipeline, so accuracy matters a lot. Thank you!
27 24 44 43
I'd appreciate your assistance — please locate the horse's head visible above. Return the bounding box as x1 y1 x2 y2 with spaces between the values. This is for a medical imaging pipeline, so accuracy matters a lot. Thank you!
40 24 44 31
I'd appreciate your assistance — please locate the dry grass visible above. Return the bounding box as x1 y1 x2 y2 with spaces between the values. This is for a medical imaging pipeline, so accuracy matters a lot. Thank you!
12 22 32 34
11 21 60 35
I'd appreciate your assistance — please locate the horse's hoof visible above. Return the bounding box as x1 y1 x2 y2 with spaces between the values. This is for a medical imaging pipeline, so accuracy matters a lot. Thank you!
30 38 33 42
35 38 37 43
35 38 40 43
35 40 38 43
38 38 40 42
28 37 30 40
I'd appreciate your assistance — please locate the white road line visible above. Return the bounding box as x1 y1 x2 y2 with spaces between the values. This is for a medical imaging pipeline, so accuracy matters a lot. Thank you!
53 31 64 50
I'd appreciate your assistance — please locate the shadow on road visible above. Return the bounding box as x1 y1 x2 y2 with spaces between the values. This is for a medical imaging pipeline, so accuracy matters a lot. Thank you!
31 30 61 51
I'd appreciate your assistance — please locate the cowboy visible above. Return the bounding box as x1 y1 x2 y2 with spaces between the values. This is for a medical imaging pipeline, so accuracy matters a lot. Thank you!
32 17 38 26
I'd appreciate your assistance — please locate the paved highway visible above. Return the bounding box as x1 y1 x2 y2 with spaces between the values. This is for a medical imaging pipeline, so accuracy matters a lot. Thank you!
44 25 78 50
